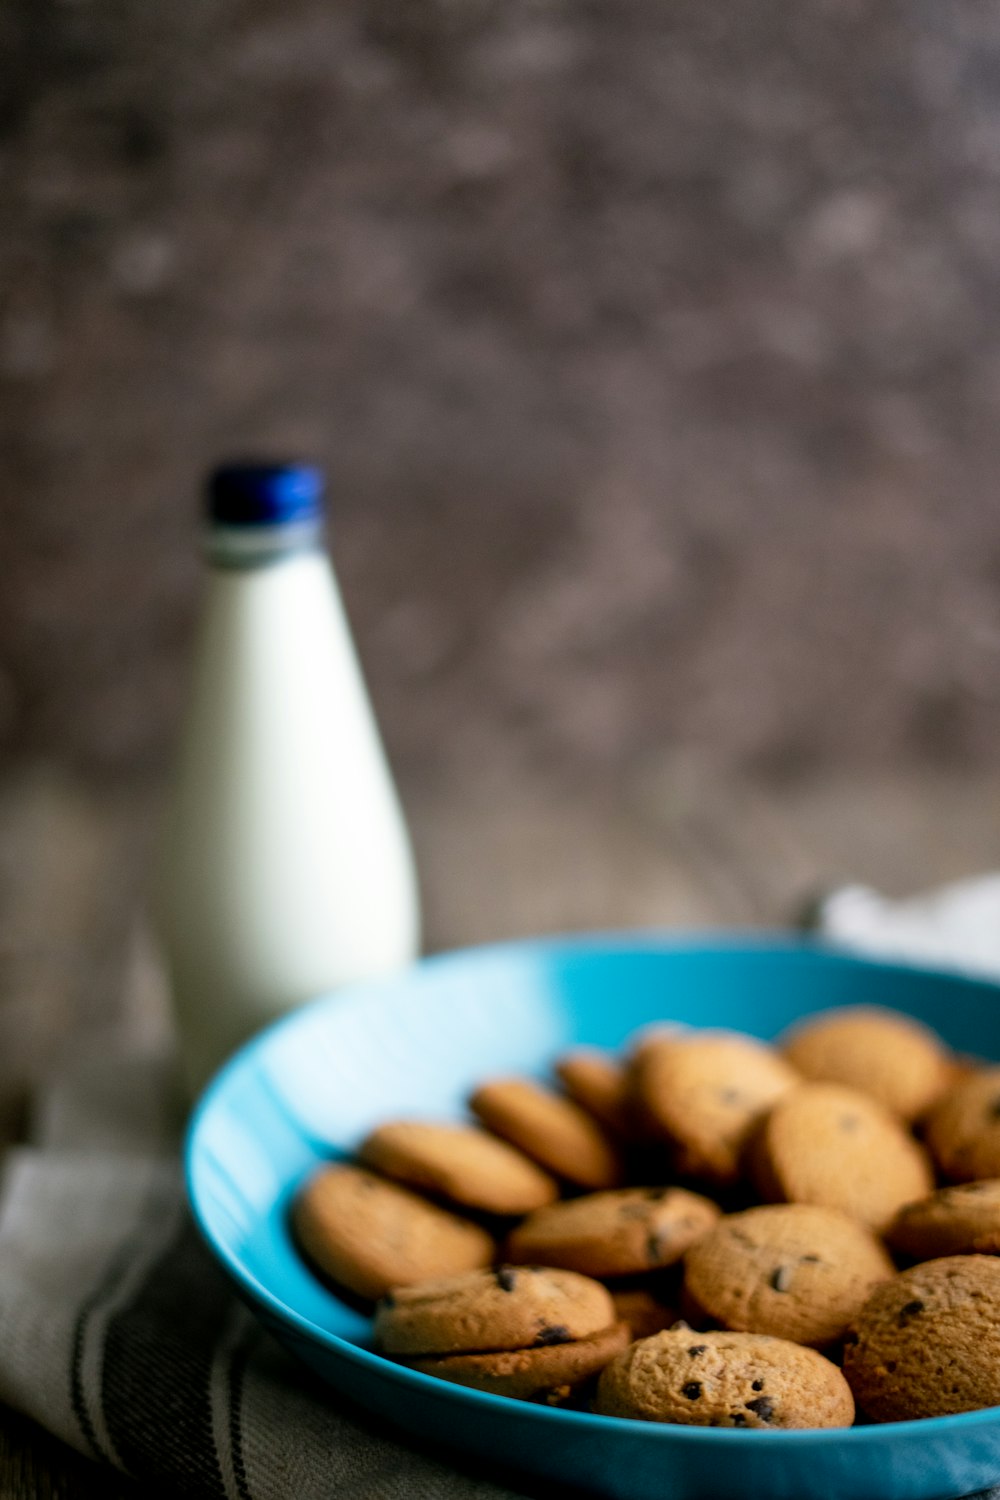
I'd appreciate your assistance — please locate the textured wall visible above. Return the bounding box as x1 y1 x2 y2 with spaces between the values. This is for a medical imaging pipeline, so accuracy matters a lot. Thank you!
3 1 1000 786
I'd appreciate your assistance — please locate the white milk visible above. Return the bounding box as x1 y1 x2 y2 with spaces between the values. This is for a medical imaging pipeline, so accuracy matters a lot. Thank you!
152 472 420 1093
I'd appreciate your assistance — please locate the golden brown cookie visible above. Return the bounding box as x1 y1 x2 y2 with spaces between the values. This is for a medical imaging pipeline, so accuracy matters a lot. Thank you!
408 1321 631 1401
750 1082 933 1233
925 1069 1000 1182
469 1078 623 1189
292 1165 494 1301
843 1255 1000 1421
357 1120 558 1216
631 1032 799 1184
780 1006 950 1122
554 1048 631 1136
373 1265 616 1356
595 1328 854 1428
887 1181 1000 1260
609 1286 680 1340
683 1204 894 1348
506 1187 719 1278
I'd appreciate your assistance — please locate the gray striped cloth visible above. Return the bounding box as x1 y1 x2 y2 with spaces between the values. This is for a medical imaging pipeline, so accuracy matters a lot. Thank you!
0 1043 532 1499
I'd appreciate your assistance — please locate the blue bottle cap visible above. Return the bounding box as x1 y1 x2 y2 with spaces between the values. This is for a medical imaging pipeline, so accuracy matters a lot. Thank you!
206 463 325 527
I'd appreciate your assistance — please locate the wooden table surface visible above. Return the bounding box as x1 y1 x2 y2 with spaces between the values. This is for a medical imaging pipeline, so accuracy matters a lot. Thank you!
4 758 1000 1497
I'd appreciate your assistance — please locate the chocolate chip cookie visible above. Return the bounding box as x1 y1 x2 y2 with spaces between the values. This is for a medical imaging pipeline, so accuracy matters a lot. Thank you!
292 1164 494 1301
554 1048 631 1136
750 1082 933 1233
358 1120 558 1216
780 1006 951 1122
924 1069 1000 1182
631 1032 799 1185
506 1186 719 1278
595 1328 854 1428
843 1255 1000 1421
469 1078 623 1189
888 1180 1000 1260
409 1320 631 1402
683 1204 894 1348
373 1264 616 1356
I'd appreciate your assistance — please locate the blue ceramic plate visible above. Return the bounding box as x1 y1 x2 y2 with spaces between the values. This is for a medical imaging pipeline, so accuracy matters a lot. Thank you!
186 935 1000 1500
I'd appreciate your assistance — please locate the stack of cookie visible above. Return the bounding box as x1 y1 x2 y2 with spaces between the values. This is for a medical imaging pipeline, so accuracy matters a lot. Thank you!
293 1003 1000 1430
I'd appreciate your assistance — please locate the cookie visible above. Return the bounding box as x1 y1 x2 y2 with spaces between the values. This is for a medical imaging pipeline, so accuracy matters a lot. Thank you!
373 1265 616 1356
609 1286 680 1340
408 1321 631 1402
595 1328 854 1428
925 1069 1000 1182
888 1180 1000 1260
358 1120 558 1216
292 1165 494 1301
506 1187 719 1278
469 1078 623 1189
750 1082 933 1233
631 1032 799 1184
843 1255 1000 1421
554 1048 631 1136
780 1006 950 1122
683 1204 894 1348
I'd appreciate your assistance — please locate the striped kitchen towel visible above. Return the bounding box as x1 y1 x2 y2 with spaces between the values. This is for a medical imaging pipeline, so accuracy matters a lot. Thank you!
0 1044 534 1500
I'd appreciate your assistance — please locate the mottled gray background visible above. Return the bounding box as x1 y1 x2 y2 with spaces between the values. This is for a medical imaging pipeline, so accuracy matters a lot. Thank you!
3 0 1000 791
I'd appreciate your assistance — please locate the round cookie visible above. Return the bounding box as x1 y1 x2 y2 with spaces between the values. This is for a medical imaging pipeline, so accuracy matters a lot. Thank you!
469 1078 623 1189
506 1187 719 1278
595 1328 854 1428
554 1049 631 1136
631 1032 799 1184
358 1120 558 1216
750 1082 933 1233
888 1180 1000 1260
292 1165 494 1301
409 1320 631 1402
925 1069 1000 1182
373 1265 616 1356
843 1255 1000 1421
780 1006 950 1122
683 1204 894 1348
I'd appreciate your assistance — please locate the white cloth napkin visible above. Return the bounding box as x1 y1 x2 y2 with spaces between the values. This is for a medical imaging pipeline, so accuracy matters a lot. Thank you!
4 880 1000 1500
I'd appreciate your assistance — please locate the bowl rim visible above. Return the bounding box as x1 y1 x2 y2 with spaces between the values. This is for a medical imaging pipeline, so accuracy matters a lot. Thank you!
185 928 1000 1447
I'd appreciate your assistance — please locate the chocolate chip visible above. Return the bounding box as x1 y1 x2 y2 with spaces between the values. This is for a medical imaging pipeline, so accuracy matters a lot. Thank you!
751 1379 764 1391
682 1382 702 1400
533 1324 571 1347
989 1098 1000 1119
670 1319 691 1331
800 1254 821 1264
730 1412 748 1426
687 1345 707 1357
745 1396 775 1422
645 1187 670 1200
898 1299 925 1326
770 1265 794 1293
647 1231 669 1263
495 1267 517 1292
886 1360 897 1373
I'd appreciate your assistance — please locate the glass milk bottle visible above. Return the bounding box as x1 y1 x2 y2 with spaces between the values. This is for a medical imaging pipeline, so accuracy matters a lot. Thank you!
152 462 420 1093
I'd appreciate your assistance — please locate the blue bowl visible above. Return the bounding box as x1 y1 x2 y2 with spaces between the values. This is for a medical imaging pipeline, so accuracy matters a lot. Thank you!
186 935 1000 1500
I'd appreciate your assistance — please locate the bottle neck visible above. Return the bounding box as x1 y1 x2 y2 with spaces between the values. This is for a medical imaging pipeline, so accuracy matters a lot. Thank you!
205 518 325 570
